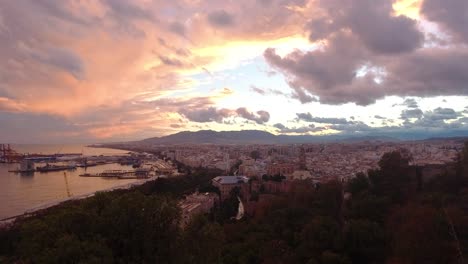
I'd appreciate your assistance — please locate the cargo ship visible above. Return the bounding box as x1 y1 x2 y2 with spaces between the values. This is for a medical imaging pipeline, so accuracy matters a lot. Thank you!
36 163 77 172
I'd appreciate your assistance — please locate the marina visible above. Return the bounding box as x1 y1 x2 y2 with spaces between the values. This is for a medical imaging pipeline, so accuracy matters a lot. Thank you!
0 144 176 220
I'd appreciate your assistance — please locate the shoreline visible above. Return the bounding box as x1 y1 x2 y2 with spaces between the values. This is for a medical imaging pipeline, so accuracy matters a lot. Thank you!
0 175 160 227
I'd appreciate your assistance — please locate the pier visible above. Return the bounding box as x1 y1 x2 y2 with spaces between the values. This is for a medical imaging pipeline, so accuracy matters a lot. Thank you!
80 169 151 179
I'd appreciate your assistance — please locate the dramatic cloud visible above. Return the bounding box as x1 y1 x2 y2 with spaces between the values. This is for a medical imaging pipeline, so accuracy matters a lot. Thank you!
264 38 385 105
401 107 464 130
296 113 350 124
421 0 468 43
180 107 233 123
308 0 423 54
1 0 468 142
423 107 460 121
273 123 286 130
274 123 323 134
401 108 423 119
329 121 372 132
0 97 25 112
236 108 270 124
179 106 270 124
207 10 235 28
402 98 419 109
264 0 468 106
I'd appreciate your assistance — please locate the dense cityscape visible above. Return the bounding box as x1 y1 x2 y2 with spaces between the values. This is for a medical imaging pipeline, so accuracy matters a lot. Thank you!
1 136 468 263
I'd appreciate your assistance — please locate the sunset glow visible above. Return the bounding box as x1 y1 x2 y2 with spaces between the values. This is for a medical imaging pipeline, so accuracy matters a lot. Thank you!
0 0 467 143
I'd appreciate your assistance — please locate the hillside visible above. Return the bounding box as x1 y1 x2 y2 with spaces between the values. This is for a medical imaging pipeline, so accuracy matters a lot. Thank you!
138 130 398 145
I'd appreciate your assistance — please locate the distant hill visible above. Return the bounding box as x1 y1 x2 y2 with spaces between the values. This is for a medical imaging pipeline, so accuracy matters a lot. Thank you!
136 130 399 145
142 130 277 145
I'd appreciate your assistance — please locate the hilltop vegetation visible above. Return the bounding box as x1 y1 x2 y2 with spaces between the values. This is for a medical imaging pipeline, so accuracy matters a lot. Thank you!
1 143 468 263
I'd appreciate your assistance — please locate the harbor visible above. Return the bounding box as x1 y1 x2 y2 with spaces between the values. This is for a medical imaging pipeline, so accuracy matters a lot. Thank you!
0 144 177 220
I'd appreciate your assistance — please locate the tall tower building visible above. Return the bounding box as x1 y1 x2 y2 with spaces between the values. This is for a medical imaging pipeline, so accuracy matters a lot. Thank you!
299 146 307 170
224 153 230 173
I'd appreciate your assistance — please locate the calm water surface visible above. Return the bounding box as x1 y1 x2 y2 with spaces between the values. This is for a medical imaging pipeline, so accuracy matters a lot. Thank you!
0 145 141 219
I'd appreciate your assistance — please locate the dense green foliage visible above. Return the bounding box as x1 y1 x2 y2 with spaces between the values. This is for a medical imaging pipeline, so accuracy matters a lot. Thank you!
219 147 468 263
1 143 468 263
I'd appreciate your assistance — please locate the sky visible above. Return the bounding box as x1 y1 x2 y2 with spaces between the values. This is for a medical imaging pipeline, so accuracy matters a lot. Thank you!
0 0 467 143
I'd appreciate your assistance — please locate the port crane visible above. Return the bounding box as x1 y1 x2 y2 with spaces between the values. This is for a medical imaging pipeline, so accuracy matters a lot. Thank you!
63 172 72 198
0 144 22 163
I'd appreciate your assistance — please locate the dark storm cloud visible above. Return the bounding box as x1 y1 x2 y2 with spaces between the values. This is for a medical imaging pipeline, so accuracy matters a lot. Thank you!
400 107 463 129
348 1 423 54
401 108 423 119
402 98 419 109
207 10 235 28
179 107 232 123
296 113 350 124
274 123 286 129
264 0 468 106
264 33 387 105
178 106 270 124
330 121 372 132
308 0 423 54
383 48 468 98
236 108 270 124
421 0 468 43
424 107 460 121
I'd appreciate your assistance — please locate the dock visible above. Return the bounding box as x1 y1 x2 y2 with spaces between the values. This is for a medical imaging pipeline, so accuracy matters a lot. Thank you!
80 169 151 179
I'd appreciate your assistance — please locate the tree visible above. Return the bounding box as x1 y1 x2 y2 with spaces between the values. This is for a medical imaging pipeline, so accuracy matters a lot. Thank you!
298 216 342 258
180 215 225 264
370 150 412 203
388 203 458 264
346 193 390 223
347 172 369 195
344 220 387 264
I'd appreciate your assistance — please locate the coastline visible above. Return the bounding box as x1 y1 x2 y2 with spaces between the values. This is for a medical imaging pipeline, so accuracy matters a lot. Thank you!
0 175 160 228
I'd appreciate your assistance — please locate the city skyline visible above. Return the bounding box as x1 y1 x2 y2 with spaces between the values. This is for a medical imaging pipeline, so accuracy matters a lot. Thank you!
1 0 468 143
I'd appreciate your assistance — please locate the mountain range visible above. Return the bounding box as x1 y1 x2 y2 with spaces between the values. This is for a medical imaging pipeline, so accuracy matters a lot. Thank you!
135 130 400 145
95 129 468 147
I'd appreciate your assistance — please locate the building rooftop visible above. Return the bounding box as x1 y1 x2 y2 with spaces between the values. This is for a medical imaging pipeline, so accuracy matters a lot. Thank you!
179 202 201 212
212 176 249 185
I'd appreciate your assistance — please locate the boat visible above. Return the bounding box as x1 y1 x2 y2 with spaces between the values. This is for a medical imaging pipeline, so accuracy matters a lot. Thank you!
76 162 98 168
36 163 76 172
8 160 35 173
